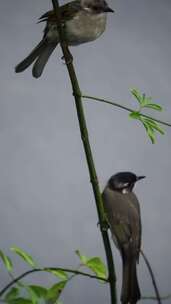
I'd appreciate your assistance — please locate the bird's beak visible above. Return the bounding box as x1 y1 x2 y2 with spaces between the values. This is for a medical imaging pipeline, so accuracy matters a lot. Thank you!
136 176 146 181
104 6 114 13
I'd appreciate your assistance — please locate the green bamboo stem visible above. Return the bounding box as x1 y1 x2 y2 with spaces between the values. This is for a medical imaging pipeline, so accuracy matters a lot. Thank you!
82 95 171 127
51 0 117 303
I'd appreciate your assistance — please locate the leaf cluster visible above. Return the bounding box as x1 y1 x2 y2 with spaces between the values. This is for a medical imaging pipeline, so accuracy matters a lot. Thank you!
130 89 165 143
0 247 107 304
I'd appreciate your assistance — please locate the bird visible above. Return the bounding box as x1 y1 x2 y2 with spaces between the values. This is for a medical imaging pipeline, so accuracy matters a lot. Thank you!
102 172 145 304
15 0 114 78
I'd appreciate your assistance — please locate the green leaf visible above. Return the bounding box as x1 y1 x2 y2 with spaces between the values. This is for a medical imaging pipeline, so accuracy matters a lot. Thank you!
0 250 13 272
86 257 107 280
141 120 156 144
130 88 143 105
48 301 63 304
25 287 38 304
10 247 36 268
142 96 153 105
75 250 88 264
28 285 47 298
46 281 67 301
4 288 19 301
47 301 63 304
75 251 107 280
143 103 163 111
131 89 163 111
6 298 33 304
151 124 165 135
142 118 165 135
47 269 68 280
129 111 141 119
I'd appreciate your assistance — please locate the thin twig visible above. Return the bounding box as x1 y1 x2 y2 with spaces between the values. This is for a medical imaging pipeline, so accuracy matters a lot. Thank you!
142 294 171 301
140 249 162 304
8 272 23 288
0 267 108 297
82 95 171 127
51 1 117 303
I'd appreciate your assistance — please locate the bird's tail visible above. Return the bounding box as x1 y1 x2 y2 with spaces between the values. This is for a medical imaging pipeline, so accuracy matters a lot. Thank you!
15 40 57 78
121 255 141 304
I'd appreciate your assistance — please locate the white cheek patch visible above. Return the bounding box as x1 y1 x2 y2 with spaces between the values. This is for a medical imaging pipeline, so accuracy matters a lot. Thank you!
122 188 129 194
83 7 92 12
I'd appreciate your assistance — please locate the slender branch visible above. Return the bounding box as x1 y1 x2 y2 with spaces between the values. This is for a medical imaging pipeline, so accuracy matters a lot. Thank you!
142 294 171 301
8 272 23 288
67 266 81 283
140 249 162 304
51 1 117 303
82 95 171 127
0 267 108 297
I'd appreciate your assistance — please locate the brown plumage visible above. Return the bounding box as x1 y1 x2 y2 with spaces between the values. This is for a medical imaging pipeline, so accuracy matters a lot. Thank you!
38 1 82 23
15 0 113 78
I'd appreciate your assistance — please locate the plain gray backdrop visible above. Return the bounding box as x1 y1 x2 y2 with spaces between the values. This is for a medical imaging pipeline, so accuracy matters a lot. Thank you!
0 0 171 303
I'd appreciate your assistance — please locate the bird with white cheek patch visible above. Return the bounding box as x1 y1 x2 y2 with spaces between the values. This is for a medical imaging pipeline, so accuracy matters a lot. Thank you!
102 172 146 304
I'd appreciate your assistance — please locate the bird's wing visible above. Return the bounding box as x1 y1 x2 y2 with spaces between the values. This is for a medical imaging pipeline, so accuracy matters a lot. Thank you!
102 189 131 244
38 0 81 23
128 192 142 259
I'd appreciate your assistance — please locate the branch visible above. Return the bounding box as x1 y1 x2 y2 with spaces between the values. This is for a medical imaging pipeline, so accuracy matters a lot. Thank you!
50 1 117 303
140 249 162 304
142 294 171 301
82 95 171 128
0 267 108 297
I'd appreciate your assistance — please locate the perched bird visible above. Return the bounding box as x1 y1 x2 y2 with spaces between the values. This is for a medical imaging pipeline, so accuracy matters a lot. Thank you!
102 172 145 304
15 0 114 78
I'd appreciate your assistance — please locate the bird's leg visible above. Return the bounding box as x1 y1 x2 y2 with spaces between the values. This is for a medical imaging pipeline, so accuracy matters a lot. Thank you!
97 218 110 231
60 23 73 65
102 219 110 231
61 48 73 65
65 47 73 64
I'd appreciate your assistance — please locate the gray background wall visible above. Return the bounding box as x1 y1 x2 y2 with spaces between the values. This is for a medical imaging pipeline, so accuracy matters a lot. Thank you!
0 0 171 302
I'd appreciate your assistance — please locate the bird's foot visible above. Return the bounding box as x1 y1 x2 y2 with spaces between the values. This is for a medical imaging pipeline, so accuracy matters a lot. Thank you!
97 220 109 231
61 50 73 65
